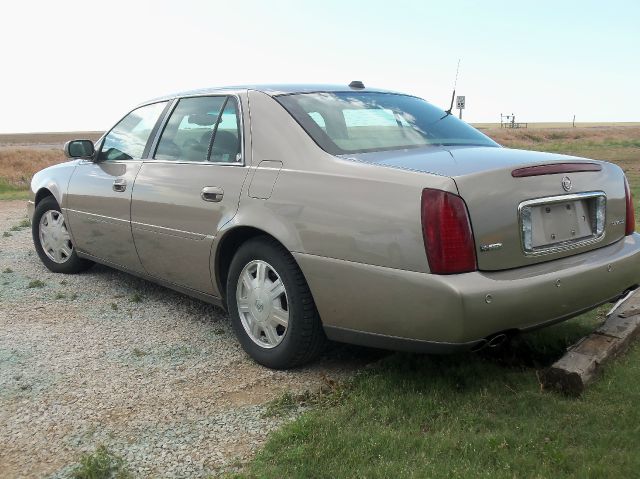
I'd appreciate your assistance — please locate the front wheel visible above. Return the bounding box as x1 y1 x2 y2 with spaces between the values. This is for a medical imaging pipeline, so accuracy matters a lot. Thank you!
32 196 94 274
226 236 326 369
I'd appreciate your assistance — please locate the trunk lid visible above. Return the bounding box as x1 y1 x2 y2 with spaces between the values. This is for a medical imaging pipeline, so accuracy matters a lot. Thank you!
345 146 627 271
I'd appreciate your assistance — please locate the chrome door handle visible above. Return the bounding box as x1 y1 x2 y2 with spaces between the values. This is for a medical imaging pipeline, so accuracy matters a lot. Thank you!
201 186 224 202
113 178 127 192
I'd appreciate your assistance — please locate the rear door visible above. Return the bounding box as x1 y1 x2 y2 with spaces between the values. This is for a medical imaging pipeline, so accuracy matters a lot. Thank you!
130 94 249 294
65 101 168 271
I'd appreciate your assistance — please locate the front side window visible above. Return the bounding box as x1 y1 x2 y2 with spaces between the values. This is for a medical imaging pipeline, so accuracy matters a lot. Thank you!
154 96 241 163
98 102 167 161
276 92 498 155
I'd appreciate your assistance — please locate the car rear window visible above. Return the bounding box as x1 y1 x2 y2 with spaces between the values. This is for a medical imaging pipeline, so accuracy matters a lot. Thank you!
276 92 498 155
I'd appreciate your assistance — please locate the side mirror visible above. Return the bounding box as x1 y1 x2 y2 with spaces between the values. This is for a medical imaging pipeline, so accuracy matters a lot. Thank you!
64 139 95 159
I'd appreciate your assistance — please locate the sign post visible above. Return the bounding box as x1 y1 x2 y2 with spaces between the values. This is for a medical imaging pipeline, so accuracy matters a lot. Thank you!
456 95 465 119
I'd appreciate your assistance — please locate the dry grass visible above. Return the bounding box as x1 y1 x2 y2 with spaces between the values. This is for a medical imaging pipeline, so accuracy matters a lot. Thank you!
0 132 101 199
0 149 65 188
0 131 102 147
474 122 640 130
485 125 640 147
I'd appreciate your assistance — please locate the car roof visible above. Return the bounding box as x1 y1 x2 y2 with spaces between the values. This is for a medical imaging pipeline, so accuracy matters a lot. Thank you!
144 83 403 104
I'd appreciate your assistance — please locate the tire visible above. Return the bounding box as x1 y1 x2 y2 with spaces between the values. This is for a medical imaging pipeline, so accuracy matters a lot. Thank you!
226 236 326 369
32 196 94 274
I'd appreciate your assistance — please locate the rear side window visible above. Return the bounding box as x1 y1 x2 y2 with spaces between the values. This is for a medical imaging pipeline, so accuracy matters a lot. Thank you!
154 96 241 163
98 102 167 161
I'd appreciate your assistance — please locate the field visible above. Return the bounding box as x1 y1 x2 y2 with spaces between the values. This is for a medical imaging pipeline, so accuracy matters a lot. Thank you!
1 126 640 477
0 132 101 200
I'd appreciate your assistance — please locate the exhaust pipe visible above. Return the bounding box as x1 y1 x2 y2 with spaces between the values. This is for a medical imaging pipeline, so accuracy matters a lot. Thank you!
487 333 508 348
471 332 509 352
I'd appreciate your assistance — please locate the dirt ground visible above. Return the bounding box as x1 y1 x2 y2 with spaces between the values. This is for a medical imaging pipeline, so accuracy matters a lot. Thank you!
0 200 377 478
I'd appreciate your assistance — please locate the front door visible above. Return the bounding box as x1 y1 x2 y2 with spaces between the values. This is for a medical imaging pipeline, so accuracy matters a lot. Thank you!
65 101 168 271
131 94 248 293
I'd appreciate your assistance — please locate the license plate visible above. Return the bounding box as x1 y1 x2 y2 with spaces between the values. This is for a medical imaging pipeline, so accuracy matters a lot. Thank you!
519 192 606 255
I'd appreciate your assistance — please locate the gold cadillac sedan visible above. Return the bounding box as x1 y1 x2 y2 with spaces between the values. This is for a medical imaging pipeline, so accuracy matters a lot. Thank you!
27 83 640 369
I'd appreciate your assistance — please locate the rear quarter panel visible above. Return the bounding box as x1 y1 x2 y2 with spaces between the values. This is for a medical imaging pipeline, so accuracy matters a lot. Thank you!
225 90 457 274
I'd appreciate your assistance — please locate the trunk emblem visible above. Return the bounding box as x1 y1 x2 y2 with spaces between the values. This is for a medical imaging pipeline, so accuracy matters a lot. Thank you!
561 176 572 191
480 242 503 252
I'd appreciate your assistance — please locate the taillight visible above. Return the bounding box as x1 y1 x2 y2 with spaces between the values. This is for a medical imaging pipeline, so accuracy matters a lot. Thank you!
625 176 635 235
421 189 477 274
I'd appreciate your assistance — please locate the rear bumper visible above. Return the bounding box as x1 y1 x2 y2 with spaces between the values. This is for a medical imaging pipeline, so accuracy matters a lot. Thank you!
295 233 640 353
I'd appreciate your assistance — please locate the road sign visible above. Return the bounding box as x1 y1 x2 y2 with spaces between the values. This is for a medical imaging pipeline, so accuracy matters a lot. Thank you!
456 96 465 110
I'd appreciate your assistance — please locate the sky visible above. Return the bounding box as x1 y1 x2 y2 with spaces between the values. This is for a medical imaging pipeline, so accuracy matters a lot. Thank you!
0 0 638 133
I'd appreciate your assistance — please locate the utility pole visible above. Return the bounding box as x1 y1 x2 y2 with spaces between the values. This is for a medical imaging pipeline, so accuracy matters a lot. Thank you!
572 114 576 128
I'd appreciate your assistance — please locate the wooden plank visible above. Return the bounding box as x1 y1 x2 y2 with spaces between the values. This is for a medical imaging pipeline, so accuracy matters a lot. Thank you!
538 292 640 396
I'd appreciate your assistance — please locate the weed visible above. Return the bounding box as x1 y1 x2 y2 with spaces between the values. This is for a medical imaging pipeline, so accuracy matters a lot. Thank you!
263 392 299 417
55 292 66 300
132 348 148 358
3 232 11 237
70 292 78 300
129 292 142 303
110 303 118 311
10 219 30 231
60 279 68 285
262 383 343 419
2 267 12 273
27 279 45 288
70 445 132 479
214 328 225 335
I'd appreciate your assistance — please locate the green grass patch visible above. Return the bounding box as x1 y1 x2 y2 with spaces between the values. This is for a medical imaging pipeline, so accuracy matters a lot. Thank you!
71 445 132 479
0 179 29 200
129 292 142 303
132 348 148 358
27 279 45 288
243 310 640 478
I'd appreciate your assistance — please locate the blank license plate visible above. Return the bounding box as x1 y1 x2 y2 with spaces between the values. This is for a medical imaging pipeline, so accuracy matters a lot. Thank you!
520 194 606 254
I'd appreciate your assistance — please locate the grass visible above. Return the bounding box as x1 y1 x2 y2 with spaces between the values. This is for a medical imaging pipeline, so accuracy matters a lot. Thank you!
240 128 640 478
0 132 100 200
129 292 142 303
0 178 30 200
245 312 640 478
70 445 132 479
132 348 148 358
27 279 45 289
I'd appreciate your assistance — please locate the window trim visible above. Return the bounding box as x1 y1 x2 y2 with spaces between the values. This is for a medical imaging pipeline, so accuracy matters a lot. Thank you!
147 94 245 167
93 100 171 163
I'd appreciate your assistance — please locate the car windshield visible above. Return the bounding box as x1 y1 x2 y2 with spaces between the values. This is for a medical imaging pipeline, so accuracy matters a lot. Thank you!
276 92 499 155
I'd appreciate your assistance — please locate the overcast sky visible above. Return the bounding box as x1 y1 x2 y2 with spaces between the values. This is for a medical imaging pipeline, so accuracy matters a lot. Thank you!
1 0 638 133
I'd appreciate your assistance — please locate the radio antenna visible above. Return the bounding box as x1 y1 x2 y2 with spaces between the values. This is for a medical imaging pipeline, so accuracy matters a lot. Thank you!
445 59 461 115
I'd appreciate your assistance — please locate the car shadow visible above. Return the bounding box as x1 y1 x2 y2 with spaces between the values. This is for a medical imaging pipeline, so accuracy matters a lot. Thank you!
81 264 607 376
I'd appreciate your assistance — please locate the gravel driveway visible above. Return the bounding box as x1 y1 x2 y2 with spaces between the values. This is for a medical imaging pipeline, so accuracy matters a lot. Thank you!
0 200 374 478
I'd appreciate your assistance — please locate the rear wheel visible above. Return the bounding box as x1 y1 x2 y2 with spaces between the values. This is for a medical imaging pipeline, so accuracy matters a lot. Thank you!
32 196 94 274
226 236 326 369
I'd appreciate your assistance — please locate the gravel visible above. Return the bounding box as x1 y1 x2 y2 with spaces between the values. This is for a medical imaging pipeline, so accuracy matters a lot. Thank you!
0 200 376 478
